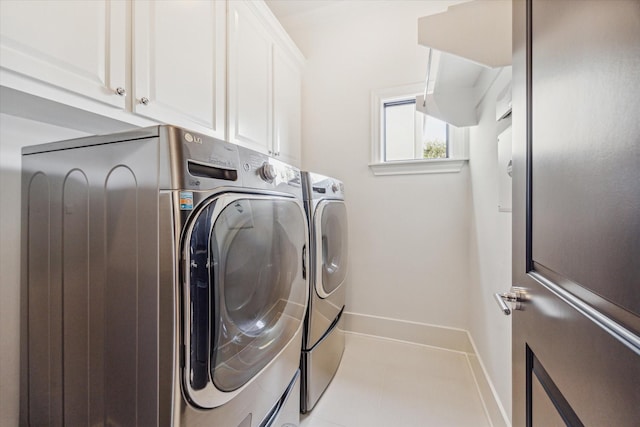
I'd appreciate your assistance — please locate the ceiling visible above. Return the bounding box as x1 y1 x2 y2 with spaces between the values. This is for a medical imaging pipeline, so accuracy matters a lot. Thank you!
265 0 345 20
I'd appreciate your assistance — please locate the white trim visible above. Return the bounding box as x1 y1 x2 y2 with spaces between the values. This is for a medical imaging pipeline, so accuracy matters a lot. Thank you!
369 158 467 176
243 0 305 67
343 311 473 353
466 333 512 427
370 83 469 176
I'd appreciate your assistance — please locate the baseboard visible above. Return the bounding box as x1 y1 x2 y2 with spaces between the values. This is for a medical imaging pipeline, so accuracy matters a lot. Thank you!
342 312 511 427
466 335 512 427
342 312 473 354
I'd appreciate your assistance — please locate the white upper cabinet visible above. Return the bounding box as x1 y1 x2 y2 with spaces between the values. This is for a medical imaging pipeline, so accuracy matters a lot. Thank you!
227 1 273 154
273 46 302 166
0 0 126 109
133 1 226 139
227 1 304 166
0 0 303 163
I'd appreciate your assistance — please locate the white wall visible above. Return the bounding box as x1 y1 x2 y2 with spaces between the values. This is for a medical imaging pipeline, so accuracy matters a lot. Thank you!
0 114 90 425
285 0 471 329
467 68 513 421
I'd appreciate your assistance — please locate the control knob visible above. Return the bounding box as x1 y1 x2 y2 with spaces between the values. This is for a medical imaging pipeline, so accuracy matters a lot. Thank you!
259 163 277 182
331 182 339 193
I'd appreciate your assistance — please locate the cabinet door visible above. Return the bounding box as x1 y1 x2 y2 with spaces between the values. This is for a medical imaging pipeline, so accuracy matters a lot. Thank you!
0 0 126 109
273 46 302 166
133 1 226 139
227 1 273 154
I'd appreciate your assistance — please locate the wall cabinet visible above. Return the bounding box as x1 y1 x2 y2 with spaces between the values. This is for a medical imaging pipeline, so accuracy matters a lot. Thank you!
0 0 127 109
228 1 273 154
273 45 302 166
0 0 303 165
227 1 303 166
133 0 226 139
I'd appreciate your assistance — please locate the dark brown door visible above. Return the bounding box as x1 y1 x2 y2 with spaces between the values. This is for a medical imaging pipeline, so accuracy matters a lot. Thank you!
511 1 640 425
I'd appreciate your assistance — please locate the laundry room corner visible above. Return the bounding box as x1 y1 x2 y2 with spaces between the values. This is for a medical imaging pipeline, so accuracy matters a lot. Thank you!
282 1 513 425
467 67 514 426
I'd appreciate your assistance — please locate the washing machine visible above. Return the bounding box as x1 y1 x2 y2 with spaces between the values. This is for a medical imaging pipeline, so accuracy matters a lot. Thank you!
300 172 349 413
21 125 308 426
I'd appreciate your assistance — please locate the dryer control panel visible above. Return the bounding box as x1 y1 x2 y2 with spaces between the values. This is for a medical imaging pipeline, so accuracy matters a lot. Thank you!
160 126 302 199
163 126 242 191
238 146 303 198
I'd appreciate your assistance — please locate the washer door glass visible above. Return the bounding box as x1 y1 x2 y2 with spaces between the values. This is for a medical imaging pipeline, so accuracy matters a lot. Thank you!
316 201 349 297
211 198 306 392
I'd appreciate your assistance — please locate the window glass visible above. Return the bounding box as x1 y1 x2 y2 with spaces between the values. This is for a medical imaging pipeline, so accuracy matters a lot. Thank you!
384 100 417 161
383 98 448 161
422 115 449 159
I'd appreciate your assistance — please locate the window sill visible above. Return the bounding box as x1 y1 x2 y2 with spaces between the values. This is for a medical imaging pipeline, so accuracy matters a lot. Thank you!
368 158 468 176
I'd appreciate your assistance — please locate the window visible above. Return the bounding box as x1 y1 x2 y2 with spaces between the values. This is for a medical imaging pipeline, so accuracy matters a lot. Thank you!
370 83 468 175
383 98 448 161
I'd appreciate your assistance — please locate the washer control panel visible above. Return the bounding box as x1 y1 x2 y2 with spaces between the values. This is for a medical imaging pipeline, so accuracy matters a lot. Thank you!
303 172 345 201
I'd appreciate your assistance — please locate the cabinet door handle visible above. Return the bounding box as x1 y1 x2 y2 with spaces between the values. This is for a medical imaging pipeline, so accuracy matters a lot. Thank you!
115 87 126 96
140 97 150 105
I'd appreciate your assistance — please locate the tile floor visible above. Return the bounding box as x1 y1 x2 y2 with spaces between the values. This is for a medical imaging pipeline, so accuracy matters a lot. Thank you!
300 333 491 427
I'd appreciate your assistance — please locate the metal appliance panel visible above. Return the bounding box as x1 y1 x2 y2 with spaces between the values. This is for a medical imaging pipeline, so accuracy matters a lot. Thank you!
301 173 348 350
173 329 304 427
22 125 307 427
22 136 160 426
300 315 345 413
259 371 301 427
304 199 348 348
299 171 348 413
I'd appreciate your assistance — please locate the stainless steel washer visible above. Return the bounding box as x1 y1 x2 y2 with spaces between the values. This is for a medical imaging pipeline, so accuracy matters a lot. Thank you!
300 172 349 413
21 125 308 426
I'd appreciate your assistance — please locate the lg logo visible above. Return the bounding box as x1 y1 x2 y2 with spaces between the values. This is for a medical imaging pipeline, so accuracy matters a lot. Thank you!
184 132 202 144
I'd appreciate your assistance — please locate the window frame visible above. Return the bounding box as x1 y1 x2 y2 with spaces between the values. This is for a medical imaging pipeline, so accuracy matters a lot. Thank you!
370 83 468 176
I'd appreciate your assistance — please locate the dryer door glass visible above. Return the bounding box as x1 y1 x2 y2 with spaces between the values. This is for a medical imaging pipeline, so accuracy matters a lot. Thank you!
210 198 306 392
318 201 349 296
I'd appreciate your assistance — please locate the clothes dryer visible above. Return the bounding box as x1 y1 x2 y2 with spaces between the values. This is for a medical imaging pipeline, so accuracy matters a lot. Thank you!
300 172 349 413
21 125 308 427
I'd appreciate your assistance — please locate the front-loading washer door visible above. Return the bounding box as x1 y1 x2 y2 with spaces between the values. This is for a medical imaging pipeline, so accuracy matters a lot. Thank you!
314 200 349 298
182 194 307 409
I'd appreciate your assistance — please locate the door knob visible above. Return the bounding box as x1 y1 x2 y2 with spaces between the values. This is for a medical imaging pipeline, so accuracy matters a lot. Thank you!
494 287 527 315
